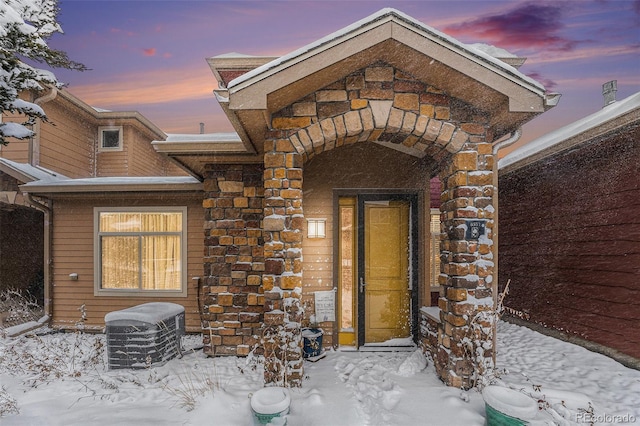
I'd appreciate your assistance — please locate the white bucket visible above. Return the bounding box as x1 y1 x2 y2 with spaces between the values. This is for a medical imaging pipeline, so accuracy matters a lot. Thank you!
251 387 291 425
482 385 538 423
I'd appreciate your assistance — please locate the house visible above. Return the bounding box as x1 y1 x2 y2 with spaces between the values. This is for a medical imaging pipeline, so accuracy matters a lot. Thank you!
498 88 640 365
2 8 558 388
0 88 205 331
153 9 558 387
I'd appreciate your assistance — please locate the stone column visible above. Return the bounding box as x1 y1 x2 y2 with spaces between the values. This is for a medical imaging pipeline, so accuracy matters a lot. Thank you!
262 134 305 387
201 164 265 357
436 138 496 389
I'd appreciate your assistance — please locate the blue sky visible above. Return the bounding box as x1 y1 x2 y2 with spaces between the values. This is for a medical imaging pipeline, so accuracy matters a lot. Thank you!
47 0 640 151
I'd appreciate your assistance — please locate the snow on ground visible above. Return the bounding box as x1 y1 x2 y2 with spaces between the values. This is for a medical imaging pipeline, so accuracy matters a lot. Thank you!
1 321 639 425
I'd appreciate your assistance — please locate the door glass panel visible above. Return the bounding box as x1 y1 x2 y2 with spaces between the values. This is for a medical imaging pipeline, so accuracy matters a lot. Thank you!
339 201 355 331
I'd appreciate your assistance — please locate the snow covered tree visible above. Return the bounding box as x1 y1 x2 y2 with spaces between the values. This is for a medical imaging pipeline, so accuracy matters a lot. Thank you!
0 0 85 145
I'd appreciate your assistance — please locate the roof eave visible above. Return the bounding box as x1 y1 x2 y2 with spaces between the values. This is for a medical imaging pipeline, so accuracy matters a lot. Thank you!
20 181 204 194
500 101 640 173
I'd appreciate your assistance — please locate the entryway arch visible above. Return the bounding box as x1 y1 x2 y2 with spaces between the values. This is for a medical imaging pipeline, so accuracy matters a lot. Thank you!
262 62 495 387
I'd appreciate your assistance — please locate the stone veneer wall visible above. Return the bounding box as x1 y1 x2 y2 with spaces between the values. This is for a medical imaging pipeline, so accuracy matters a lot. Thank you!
201 164 265 357
436 130 496 388
265 62 495 388
202 62 496 389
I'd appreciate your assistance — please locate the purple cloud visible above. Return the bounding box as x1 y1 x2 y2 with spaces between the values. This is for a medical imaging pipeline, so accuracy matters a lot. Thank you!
445 2 577 52
525 72 558 91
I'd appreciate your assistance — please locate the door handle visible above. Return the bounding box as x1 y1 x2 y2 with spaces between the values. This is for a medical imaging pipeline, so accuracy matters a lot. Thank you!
360 277 366 293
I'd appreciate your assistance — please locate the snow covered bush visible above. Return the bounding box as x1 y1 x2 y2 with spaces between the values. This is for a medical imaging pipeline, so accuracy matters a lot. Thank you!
0 386 19 417
0 289 43 330
0 0 85 144
0 331 105 388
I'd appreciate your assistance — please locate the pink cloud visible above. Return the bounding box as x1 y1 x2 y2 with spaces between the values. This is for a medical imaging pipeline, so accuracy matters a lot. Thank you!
143 48 156 57
445 2 577 52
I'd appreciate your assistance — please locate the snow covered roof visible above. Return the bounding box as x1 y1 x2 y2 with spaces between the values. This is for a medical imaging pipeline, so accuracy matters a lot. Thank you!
152 131 247 155
164 132 241 143
20 175 203 194
500 91 640 172
0 158 66 183
227 8 544 93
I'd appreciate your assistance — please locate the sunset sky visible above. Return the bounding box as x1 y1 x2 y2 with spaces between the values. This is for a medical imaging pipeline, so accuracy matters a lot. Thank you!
46 0 640 152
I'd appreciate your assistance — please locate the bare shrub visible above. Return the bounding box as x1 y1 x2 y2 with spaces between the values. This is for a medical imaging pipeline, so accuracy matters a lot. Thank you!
0 289 44 329
0 386 19 417
163 366 219 411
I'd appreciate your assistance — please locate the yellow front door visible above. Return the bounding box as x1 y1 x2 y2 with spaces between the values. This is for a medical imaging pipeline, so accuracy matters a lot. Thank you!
363 200 411 343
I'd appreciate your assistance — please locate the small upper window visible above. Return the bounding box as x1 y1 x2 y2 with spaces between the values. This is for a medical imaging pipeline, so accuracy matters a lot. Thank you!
98 126 123 151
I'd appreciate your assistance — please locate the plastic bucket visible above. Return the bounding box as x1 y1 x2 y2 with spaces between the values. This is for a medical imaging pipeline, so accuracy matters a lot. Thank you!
251 387 291 425
482 386 538 426
302 328 323 358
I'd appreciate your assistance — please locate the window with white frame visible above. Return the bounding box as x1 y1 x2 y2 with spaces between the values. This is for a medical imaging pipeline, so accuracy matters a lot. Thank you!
98 126 123 151
94 207 187 296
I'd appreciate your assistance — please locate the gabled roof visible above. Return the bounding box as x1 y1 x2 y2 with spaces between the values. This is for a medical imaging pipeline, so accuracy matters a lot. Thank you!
500 91 640 173
226 8 543 94
157 8 558 176
54 89 167 141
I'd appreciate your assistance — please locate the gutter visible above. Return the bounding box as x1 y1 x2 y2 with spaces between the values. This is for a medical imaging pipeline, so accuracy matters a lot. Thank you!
30 86 59 166
490 128 522 364
25 193 53 320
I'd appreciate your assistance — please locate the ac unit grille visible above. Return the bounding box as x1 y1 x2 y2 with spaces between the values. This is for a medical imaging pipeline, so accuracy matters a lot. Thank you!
105 303 185 369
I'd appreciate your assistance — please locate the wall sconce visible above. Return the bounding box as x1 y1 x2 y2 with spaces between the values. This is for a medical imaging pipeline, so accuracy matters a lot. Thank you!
307 218 326 238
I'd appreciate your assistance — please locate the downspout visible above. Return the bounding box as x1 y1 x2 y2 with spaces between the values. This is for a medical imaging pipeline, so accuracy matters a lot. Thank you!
491 128 522 364
30 86 58 166
25 193 53 320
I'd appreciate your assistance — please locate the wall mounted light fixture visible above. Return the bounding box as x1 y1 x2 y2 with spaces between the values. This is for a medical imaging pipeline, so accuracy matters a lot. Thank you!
307 218 326 238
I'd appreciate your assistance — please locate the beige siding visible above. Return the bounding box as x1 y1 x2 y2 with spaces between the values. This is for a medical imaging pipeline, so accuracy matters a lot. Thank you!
97 124 188 177
0 112 30 163
96 126 128 176
37 101 95 178
51 195 204 332
128 127 172 176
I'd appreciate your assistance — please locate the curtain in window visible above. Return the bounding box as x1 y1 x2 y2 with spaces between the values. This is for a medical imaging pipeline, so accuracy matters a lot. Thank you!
99 212 182 291
141 212 181 290
101 236 139 289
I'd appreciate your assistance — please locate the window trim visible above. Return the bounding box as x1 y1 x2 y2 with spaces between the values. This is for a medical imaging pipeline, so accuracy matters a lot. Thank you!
93 206 188 297
98 126 123 152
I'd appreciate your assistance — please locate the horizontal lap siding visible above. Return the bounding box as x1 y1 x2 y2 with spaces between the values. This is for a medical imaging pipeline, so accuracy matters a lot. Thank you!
39 102 95 178
499 131 640 358
51 196 204 332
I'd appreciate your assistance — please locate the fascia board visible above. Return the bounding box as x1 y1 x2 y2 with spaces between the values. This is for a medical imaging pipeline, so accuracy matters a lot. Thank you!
20 180 203 194
389 21 545 112
152 139 248 154
228 21 393 110
227 13 545 113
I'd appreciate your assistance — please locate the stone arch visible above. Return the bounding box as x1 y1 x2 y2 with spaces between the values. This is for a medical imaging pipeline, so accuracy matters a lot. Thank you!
288 104 471 165
261 66 497 389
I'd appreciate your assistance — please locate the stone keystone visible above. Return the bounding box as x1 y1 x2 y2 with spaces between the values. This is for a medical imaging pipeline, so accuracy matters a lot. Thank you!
369 100 393 128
